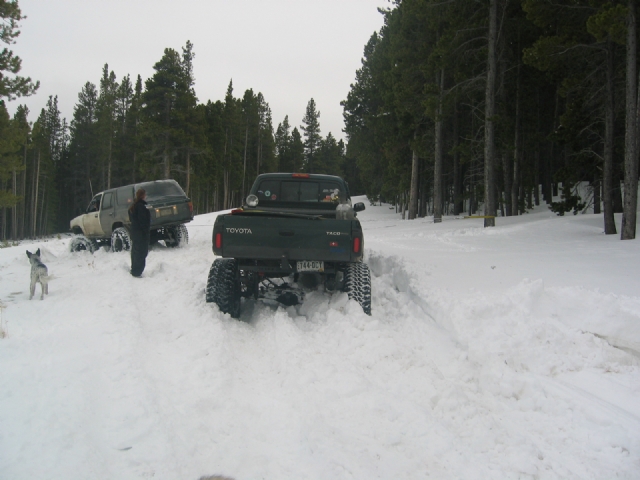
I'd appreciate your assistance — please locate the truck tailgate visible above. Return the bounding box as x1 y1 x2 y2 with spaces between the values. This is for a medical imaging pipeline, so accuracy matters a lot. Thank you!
149 200 192 228
220 214 356 262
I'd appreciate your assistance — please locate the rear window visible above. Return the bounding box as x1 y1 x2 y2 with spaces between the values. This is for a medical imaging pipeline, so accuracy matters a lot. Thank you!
255 180 346 204
137 181 186 201
116 186 134 206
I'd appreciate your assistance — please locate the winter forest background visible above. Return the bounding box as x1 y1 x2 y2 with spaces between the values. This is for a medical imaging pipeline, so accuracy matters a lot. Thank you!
0 0 639 240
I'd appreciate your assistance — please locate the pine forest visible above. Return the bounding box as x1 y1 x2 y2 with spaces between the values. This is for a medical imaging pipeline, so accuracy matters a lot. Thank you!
1 0 639 240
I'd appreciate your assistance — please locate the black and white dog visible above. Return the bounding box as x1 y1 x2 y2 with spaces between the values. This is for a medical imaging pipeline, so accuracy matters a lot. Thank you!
26 249 49 300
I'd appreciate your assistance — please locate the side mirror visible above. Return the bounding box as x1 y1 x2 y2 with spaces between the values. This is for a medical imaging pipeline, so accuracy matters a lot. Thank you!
353 202 366 213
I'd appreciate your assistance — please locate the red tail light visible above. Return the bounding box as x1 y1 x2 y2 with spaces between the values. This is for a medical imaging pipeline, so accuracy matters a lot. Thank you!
188 201 193 215
292 173 310 178
353 237 361 253
231 208 243 215
215 233 222 249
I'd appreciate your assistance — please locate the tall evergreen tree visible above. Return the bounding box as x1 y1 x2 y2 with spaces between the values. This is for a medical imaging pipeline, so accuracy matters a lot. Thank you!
0 0 38 100
301 98 321 173
141 44 196 179
96 64 118 190
30 96 66 236
0 102 23 210
622 0 638 239
290 127 305 173
69 82 98 210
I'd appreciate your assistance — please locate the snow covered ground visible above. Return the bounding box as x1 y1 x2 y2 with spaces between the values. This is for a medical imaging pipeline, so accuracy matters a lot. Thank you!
1 199 639 479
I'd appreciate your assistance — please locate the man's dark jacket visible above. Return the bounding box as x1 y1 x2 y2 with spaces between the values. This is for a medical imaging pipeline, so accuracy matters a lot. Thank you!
129 199 151 234
129 200 151 276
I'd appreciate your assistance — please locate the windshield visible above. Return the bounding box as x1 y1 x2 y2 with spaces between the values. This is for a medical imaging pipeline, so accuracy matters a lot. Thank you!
254 179 347 205
136 180 186 201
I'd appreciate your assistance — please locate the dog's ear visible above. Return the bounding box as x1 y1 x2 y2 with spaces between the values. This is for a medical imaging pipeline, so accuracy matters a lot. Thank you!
26 250 32 258
36 248 41 256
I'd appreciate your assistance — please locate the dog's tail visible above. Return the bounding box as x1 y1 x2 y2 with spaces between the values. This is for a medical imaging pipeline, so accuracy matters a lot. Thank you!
42 274 56 281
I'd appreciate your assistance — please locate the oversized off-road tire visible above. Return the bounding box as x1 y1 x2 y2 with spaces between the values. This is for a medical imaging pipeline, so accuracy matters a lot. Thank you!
70 235 95 253
165 224 189 248
206 258 241 318
343 262 372 315
111 227 131 252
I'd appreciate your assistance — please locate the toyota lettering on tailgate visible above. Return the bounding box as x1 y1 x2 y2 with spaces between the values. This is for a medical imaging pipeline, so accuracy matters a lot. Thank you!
226 227 253 234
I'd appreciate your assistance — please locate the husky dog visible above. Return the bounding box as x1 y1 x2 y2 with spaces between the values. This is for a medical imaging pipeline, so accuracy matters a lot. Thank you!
26 249 49 300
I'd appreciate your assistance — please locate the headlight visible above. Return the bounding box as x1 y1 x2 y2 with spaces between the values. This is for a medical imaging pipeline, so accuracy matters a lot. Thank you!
246 194 259 207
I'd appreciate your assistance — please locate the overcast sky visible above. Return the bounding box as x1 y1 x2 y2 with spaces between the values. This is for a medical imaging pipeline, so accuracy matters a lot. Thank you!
9 0 389 142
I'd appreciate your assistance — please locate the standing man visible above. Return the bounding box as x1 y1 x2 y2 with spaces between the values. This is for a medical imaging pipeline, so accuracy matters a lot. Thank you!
128 188 151 277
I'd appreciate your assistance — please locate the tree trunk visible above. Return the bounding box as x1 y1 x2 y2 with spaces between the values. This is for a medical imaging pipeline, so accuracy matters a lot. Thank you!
39 180 46 235
534 90 541 207
604 37 617 234
544 89 560 204
622 0 638 240
257 135 262 177
163 147 170 179
107 138 112 190
186 150 191 196
11 169 17 239
483 0 498 227
32 150 41 237
453 102 463 215
433 68 445 223
419 173 427 217
402 192 407 220
593 177 601 214
19 144 27 238
242 123 248 201
511 60 522 215
408 147 419 220
502 152 512 217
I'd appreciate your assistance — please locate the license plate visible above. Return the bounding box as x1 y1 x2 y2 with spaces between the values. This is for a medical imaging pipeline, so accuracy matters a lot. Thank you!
158 207 174 217
297 261 324 272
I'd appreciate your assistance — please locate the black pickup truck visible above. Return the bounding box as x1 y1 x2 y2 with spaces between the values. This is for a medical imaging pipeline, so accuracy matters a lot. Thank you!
206 173 371 318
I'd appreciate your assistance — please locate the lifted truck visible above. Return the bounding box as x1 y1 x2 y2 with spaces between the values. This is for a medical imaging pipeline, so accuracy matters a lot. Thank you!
69 179 193 252
206 173 371 318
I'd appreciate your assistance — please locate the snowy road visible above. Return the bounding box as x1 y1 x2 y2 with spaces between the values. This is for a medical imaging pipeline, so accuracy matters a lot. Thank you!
0 201 639 479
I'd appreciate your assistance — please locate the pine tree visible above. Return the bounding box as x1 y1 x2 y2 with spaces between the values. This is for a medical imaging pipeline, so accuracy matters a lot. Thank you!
290 127 305 173
301 98 321 173
114 74 133 187
69 82 98 210
621 0 638 239
96 64 118 190
315 132 345 176
0 102 22 209
10 104 29 238
0 0 38 100
221 80 243 208
30 96 66 236
142 45 196 180
0 0 37 237
176 41 206 197
128 75 143 184
275 116 292 171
